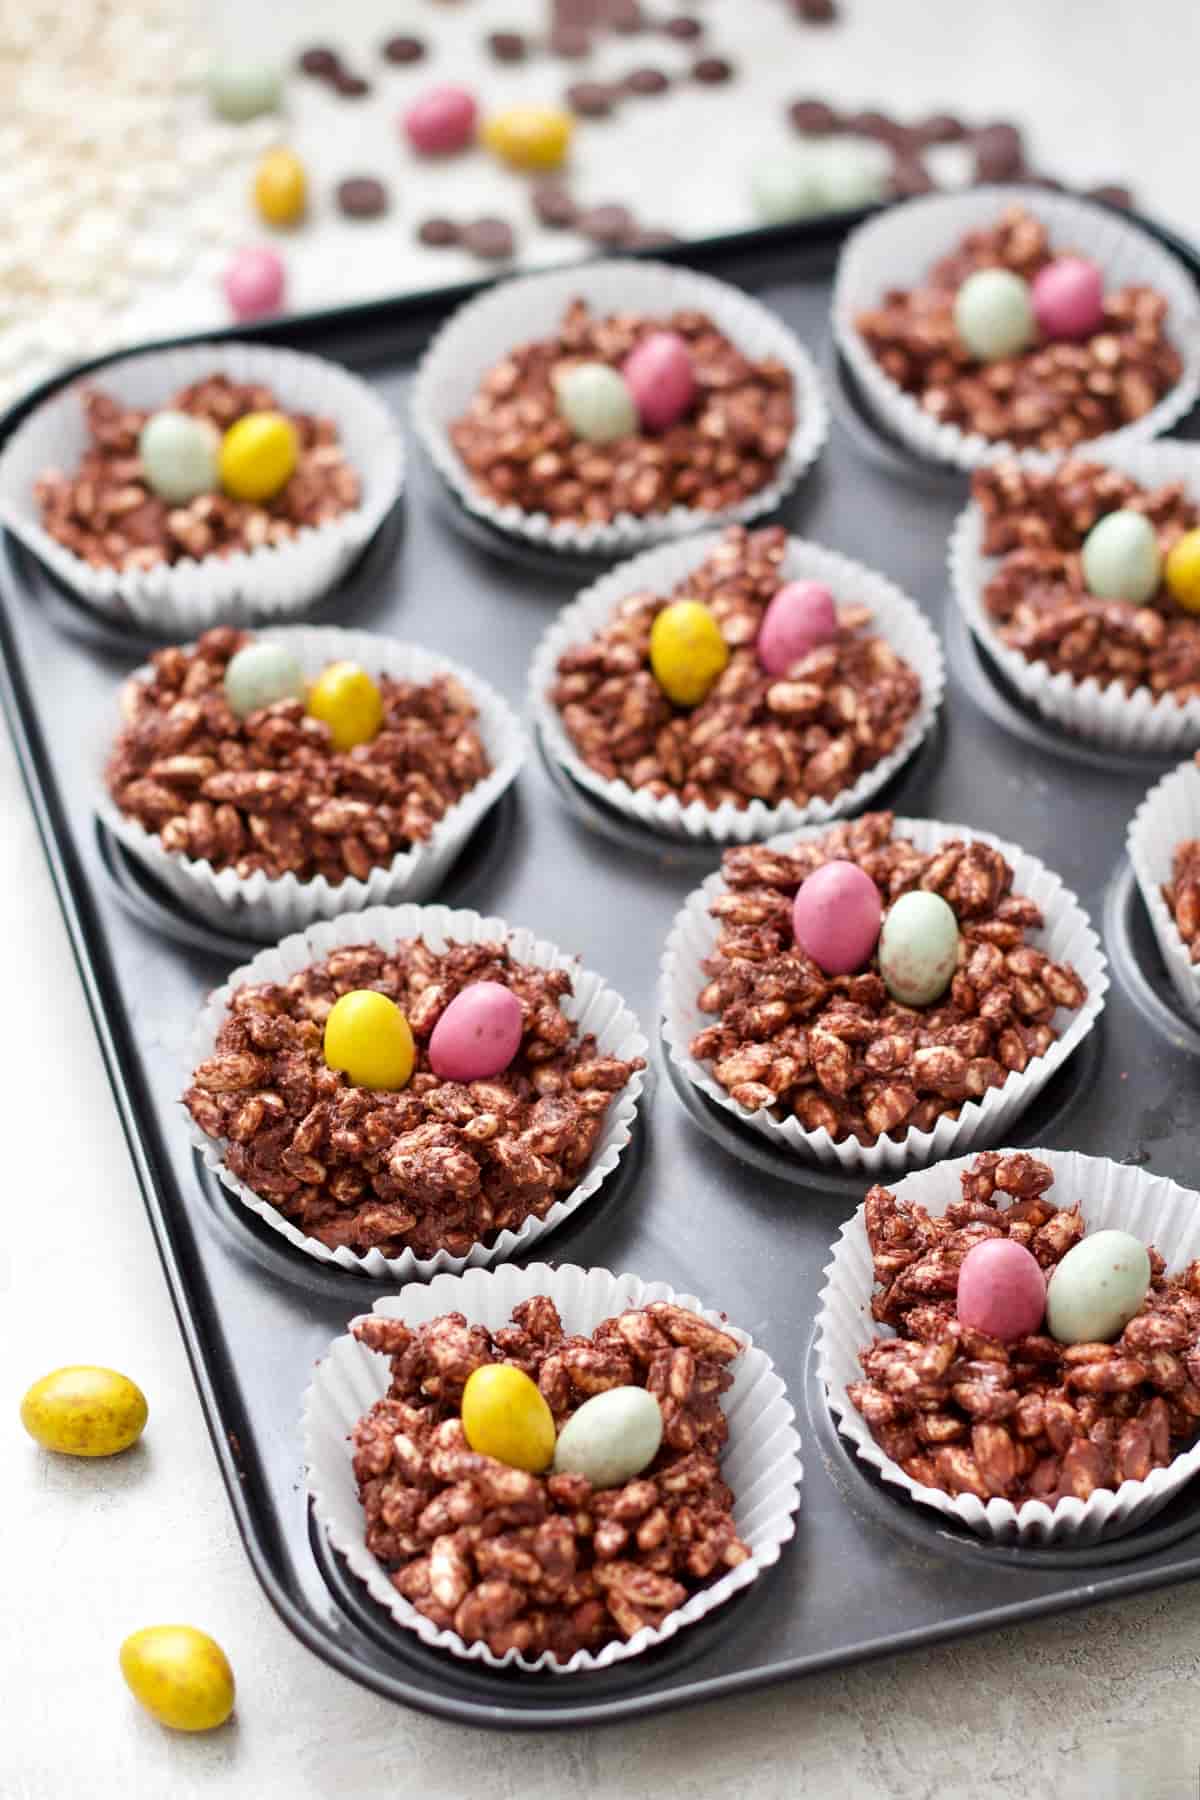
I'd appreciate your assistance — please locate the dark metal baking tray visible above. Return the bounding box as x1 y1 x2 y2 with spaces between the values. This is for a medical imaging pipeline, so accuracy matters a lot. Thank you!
5 212 1200 1731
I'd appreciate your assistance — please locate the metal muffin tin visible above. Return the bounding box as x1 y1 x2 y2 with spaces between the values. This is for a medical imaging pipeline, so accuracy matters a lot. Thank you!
4 214 1200 1730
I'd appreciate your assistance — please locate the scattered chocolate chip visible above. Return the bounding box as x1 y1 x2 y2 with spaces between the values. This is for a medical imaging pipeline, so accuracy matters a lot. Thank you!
298 45 340 78
577 202 634 244
1086 183 1134 210
662 13 703 37
608 0 644 31
915 112 967 145
1019 171 1066 192
692 55 733 82
973 121 1024 181
567 80 616 117
625 65 669 94
796 0 838 19
462 216 516 259
550 24 592 56
486 30 527 61
889 155 936 198
621 226 680 249
846 110 911 148
532 180 579 227
418 216 460 246
334 72 371 98
336 176 389 219
382 33 426 64
788 98 842 135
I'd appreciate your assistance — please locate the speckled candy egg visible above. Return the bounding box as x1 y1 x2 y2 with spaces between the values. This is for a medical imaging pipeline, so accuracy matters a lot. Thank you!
1081 509 1162 603
223 641 306 718
809 138 888 212
1046 1230 1152 1345
429 981 524 1082
623 331 695 432
953 268 1036 362
956 1239 1046 1342
1031 256 1105 342
222 247 286 322
554 362 637 445
750 145 821 225
482 104 573 171
757 580 837 676
649 600 730 707
878 890 960 1006
206 59 281 122
1166 528 1200 614
792 861 882 976
403 85 478 155
138 411 219 505
552 1386 664 1488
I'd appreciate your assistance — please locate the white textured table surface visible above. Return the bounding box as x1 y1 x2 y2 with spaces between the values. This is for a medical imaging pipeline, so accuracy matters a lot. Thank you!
8 3 1200 1797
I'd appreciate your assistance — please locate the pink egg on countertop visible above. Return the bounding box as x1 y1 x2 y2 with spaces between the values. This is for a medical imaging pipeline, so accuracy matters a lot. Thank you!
429 981 524 1082
403 84 478 155
792 860 882 976
222 247 286 321
956 1238 1047 1342
1031 256 1105 342
757 581 838 676
622 331 696 432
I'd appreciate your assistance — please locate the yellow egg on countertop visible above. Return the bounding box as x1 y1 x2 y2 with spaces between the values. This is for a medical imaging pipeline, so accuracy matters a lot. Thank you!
649 599 730 707
461 1363 556 1472
119 1626 235 1732
307 659 384 751
218 411 298 502
20 1365 148 1457
1166 528 1200 614
324 989 415 1091
253 146 308 227
482 104 573 170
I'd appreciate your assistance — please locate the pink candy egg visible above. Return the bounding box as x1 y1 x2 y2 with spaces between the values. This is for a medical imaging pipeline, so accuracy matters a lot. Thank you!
792 861 882 976
622 331 696 432
956 1238 1047 1342
222 247 286 322
757 581 837 676
403 84 478 155
429 981 524 1082
1031 256 1105 342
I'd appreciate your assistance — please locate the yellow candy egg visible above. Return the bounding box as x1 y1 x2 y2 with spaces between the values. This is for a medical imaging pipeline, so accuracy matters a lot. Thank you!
324 990 415 1091
253 147 308 227
1166 528 1200 615
218 411 298 502
20 1365 148 1457
307 659 384 751
649 599 730 707
482 105 573 171
461 1363 556 1472
119 1626 235 1733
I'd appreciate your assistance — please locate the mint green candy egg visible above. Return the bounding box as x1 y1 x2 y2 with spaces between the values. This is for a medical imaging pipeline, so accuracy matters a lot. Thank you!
1081 509 1162 603
953 268 1036 362
879 890 960 1007
139 412 219 505
223 642 306 719
551 1386 663 1489
810 140 888 212
554 363 637 445
750 146 822 224
207 59 282 122
1046 1230 1151 1345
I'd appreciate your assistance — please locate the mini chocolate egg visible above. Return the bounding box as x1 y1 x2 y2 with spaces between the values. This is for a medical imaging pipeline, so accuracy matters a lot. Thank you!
403 85 478 155
222 246 286 322
138 411 219 505
1031 256 1105 342
1045 1230 1151 1345
429 981 524 1082
757 580 837 675
878 890 959 1006
809 138 888 211
218 410 298 503
254 147 308 228
1166 527 1200 614
223 641 306 718
1081 509 1161 603
554 362 637 444
953 268 1036 362
749 145 821 224
792 860 882 976
623 331 695 432
649 599 729 707
482 104 573 171
956 1238 1046 1342
552 1386 663 1489
207 59 282 122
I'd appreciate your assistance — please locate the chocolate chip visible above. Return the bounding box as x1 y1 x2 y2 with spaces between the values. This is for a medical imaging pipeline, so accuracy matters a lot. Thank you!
532 180 579 227
1086 183 1134 211
567 81 616 117
846 109 910 148
607 0 645 32
418 216 460 246
625 65 669 94
333 72 370 98
577 203 634 244
381 33 425 64
788 98 841 135
336 177 389 219
973 121 1024 182
795 0 838 18
462 216 516 259
662 13 703 38
915 112 967 145
550 24 592 56
298 46 340 78
486 30 527 61
622 227 680 249
889 155 936 198
692 55 733 82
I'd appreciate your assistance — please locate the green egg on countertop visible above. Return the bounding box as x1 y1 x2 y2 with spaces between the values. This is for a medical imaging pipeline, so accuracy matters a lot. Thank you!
750 146 822 224
552 1386 663 1489
207 58 282 122
878 890 960 1007
1046 1230 1152 1345
1081 509 1162 604
138 411 219 505
20 1365 148 1457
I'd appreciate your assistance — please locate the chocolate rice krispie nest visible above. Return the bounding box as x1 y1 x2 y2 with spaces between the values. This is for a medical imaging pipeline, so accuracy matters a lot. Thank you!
1164 785 1200 964
349 1295 749 1658
854 205 1182 452
689 813 1088 1144
184 938 645 1258
550 526 922 810
847 1151 1200 1506
974 459 1200 701
35 373 360 572
449 300 796 523
107 627 491 885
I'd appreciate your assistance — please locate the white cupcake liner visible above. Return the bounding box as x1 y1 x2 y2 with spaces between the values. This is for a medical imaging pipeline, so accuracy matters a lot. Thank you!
529 531 945 843
99 626 526 938
661 816 1108 1173
817 1147 1200 1546
1128 757 1200 1016
186 904 647 1279
834 186 1200 473
950 437 1200 750
303 1261 802 1672
0 341 404 631
411 258 829 557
